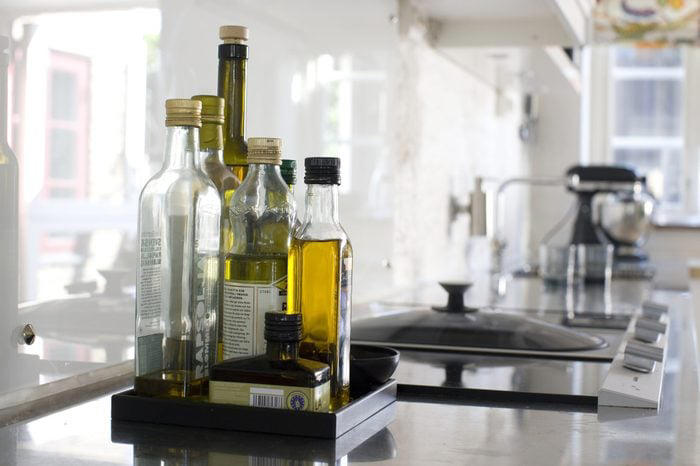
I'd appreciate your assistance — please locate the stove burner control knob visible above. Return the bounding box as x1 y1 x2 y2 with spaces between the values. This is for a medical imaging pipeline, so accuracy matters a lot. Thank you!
625 340 664 362
642 301 668 321
634 318 667 344
432 282 478 313
623 352 655 373
623 340 663 373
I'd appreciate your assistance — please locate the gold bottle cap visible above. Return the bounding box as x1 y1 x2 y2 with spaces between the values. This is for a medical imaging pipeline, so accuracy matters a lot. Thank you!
219 25 249 44
191 95 224 125
247 137 282 165
165 99 202 127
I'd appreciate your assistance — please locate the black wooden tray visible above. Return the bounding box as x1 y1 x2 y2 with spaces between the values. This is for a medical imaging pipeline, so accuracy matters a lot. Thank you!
111 379 396 439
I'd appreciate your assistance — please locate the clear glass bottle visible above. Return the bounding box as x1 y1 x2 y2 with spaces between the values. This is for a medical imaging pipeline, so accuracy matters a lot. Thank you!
210 312 331 411
217 25 248 182
222 137 295 360
288 157 353 410
135 99 221 398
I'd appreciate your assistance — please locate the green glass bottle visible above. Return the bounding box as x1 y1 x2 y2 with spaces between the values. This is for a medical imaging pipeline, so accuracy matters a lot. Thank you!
192 95 240 363
280 159 297 194
222 137 296 360
191 95 240 196
217 25 248 182
210 312 331 412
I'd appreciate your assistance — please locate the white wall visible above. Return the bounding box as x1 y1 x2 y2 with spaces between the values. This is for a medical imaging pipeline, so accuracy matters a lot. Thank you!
391 1 527 286
526 53 581 259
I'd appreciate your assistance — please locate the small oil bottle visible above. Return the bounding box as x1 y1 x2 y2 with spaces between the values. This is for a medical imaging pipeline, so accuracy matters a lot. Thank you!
288 157 353 410
210 312 331 412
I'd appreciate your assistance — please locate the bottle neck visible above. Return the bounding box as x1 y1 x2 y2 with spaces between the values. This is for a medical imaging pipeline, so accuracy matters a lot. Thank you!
303 184 340 225
266 340 299 361
163 125 199 170
200 122 223 152
218 58 246 146
244 162 282 184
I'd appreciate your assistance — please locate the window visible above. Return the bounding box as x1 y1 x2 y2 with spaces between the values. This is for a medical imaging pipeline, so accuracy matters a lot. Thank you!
609 47 685 210
44 50 90 199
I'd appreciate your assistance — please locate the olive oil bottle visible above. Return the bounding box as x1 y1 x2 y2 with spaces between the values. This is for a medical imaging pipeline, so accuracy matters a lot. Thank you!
288 157 353 409
210 312 331 411
192 95 240 365
222 137 295 360
135 100 221 398
217 25 248 182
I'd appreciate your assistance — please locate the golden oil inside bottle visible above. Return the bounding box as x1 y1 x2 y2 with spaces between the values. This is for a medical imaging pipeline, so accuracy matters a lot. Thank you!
230 164 247 185
288 238 351 410
218 252 287 360
134 338 208 399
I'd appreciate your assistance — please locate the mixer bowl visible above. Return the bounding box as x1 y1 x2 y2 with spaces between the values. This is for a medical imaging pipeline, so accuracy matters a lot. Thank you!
597 191 654 246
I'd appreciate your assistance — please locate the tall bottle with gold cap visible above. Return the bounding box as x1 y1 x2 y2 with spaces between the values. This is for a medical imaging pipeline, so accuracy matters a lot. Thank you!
135 99 221 398
191 95 239 363
217 25 248 182
222 137 295 360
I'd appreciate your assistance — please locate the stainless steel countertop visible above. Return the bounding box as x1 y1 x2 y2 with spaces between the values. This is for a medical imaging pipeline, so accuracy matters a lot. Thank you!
1 281 698 465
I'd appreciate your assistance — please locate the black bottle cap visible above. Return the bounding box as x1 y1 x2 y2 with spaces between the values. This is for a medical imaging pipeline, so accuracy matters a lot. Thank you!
218 43 248 60
280 159 297 185
264 312 303 342
304 157 340 185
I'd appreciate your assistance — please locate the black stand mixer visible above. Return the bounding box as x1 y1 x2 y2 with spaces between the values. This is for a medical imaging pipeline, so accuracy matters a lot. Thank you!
565 165 655 278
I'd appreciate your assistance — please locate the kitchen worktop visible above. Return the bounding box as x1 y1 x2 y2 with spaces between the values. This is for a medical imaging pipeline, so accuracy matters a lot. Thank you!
1 280 698 465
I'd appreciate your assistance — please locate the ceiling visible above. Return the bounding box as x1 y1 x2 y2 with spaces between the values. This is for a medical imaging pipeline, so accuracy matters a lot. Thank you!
412 0 554 21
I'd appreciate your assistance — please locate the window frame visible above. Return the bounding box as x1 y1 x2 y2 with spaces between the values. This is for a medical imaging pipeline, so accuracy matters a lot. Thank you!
43 49 90 199
584 46 699 214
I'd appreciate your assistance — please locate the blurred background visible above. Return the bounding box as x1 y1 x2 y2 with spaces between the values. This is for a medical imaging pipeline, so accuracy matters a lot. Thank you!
1 0 699 405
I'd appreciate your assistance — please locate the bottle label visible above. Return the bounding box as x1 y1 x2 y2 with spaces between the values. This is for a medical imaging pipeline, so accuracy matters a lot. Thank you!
137 232 162 336
222 280 286 359
209 380 330 412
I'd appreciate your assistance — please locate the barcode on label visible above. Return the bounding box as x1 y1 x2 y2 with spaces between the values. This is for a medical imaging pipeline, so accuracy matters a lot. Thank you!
250 387 284 409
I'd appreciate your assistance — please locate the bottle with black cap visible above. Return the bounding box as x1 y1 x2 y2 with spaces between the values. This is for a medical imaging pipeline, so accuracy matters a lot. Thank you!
210 312 330 411
288 157 353 410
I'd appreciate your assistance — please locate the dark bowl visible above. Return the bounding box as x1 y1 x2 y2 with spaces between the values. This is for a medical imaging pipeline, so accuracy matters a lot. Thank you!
350 344 400 392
